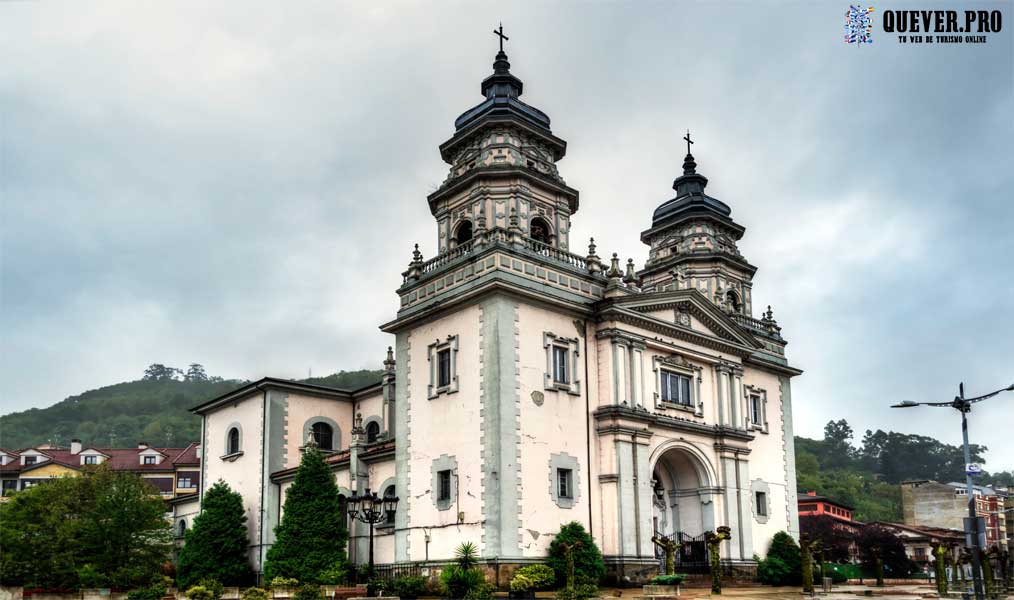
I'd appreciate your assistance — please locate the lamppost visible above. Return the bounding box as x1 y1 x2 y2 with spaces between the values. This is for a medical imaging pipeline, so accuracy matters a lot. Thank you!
347 488 399 580
892 382 1014 600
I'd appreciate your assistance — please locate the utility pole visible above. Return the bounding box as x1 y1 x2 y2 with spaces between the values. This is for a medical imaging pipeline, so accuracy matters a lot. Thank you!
892 381 1014 600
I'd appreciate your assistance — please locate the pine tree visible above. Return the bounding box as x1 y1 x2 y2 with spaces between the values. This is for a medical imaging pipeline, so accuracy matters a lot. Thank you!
263 446 348 584
177 481 253 588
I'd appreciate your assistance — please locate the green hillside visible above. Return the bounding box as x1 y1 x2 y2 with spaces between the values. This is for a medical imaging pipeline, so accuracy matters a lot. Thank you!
795 419 1014 522
0 364 384 450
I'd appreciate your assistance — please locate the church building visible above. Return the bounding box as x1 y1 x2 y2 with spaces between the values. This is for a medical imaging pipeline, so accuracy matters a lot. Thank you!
191 37 802 584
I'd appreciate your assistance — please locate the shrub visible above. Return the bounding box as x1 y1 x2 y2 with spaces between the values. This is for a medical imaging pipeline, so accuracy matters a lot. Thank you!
510 573 536 593
513 565 556 591
128 580 168 600
464 581 495 600
441 565 485 599
392 575 428 599
270 577 299 589
197 579 224 600
758 532 801 586
757 556 792 586
650 574 685 586
240 588 269 600
554 583 599 600
292 584 323 600
184 586 214 600
547 522 605 587
318 562 350 585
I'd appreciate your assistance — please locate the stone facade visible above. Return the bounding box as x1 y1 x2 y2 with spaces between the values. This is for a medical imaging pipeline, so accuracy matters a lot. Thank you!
190 42 802 584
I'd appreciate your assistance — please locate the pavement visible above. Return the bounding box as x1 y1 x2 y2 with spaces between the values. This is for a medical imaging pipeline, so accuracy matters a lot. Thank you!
599 583 1014 600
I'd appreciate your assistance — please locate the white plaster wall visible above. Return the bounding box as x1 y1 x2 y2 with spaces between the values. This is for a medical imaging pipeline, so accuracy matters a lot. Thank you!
741 367 792 555
202 392 265 556
404 305 484 561
356 389 385 431
284 393 353 467
517 303 591 556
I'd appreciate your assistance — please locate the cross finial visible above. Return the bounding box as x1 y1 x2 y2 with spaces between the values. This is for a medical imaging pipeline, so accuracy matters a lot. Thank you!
683 129 694 156
493 22 509 52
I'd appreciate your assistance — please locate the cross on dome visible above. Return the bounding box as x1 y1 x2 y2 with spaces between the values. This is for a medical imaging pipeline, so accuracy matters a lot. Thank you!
493 22 509 52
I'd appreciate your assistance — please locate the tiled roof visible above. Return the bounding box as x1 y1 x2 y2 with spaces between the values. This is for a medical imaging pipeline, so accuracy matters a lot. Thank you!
0 445 201 475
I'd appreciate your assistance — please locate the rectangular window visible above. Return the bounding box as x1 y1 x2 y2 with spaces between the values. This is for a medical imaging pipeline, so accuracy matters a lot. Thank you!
557 468 573 499
750 394 762 425
178 477 193 488
660 371 692 406
437 348 451 388
438 470 451 502
84 455 98 465
24 456 36 465
143 455 157 465
552 346 569 384
756 491 768 516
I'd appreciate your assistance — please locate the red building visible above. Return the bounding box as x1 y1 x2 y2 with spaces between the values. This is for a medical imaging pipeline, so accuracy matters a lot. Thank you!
798 490 856 522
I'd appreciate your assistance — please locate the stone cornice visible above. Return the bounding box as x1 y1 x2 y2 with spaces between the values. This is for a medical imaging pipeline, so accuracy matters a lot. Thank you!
593 405 755 442
382 273 595 333
596 305 755 358
427 163 579 215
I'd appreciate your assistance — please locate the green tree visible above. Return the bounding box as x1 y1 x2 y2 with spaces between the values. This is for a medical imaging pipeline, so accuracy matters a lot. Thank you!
186 364 209 382
177 481 253 588
0 466 171 589
858 525 912 582
547 521 605 588
263 446 348 583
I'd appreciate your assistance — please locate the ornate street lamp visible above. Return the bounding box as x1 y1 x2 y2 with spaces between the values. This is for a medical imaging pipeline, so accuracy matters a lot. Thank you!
348 487 399 580
892 382 1013 600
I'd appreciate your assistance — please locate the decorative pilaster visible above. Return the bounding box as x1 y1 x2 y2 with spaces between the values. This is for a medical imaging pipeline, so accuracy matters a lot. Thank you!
382 346 396 438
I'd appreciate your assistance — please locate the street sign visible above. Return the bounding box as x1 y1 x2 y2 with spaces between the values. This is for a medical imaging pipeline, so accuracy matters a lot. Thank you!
966 463 983 476
963 516 987 549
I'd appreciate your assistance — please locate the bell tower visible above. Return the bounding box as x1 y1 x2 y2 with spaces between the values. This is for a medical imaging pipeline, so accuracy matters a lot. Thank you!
638 135 759 316
426 28 579 253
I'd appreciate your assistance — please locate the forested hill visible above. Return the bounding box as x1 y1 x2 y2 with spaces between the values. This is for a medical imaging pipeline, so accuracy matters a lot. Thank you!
0 364 384 450
795 419 1014 523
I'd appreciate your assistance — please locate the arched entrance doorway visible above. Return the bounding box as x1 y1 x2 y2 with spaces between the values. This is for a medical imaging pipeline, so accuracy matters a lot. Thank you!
650 445 717 538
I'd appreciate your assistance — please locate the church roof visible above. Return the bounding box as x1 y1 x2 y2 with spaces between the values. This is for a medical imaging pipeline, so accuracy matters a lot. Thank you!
453 50 551 134
649 151 735 231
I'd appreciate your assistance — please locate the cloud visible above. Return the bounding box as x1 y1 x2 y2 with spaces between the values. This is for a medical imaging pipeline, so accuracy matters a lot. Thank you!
1 1 1012 468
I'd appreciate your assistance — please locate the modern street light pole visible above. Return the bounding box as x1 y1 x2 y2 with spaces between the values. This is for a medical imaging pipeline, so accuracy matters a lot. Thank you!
892 382 1013 600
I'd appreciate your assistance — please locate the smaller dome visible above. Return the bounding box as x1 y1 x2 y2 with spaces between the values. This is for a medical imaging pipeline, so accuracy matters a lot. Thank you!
650 151 732 228
453 50 552 133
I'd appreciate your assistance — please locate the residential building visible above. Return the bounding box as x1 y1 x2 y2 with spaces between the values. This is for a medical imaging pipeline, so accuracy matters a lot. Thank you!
869 522 964 570
901 480 1008 551
0 440 201 500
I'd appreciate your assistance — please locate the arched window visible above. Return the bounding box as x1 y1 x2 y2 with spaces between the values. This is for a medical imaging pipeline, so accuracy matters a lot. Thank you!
454 221 473 246
366 421 380 444
311 421 334 450
227 427 241 455
178 519 187 537
384 485 396 525
725 291 741 313
530 217 551 245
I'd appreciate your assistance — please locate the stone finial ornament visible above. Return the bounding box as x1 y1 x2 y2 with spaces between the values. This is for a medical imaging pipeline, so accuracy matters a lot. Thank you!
623 258 638 286
606 253 622 279
384 346 396 372
585 237 602 274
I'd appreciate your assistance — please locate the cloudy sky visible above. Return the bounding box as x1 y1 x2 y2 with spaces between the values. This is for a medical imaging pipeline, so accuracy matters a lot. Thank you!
2 1 1011 467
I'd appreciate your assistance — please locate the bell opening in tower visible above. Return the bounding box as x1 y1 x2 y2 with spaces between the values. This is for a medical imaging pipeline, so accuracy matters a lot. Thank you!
530 216 551 245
